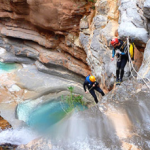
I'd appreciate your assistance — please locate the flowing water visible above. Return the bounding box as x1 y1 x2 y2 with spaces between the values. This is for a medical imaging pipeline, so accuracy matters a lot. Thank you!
15 98 121 150
0 127 37 145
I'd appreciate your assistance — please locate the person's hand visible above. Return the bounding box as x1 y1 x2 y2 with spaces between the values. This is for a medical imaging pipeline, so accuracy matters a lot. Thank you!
93 84 95 87
85 91 89 94
111 57 114 61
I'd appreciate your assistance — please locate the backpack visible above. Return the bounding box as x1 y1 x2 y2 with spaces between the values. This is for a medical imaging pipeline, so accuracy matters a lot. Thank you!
119 40 134 61
129 42 134 61
86 75 92 84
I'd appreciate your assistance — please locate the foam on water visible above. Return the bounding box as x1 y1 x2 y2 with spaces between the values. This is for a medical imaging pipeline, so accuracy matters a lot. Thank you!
0 127 38 145
51 139 111 150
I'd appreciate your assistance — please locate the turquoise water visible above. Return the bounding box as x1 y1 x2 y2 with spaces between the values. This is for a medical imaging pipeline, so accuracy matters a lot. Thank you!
0 62 19 74
17 98 87 132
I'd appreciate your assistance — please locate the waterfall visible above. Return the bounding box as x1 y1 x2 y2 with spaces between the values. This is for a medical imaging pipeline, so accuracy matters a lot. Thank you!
0 127 37 145
16 98 121 150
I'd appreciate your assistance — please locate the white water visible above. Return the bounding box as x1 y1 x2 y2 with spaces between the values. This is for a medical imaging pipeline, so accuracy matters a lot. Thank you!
0 127 38 145
0 92 119 149
1 98 119 150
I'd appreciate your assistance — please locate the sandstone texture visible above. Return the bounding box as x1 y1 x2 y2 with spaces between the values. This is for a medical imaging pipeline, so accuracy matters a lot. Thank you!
0 0 92 79
0 0 148 92
0 0 91 33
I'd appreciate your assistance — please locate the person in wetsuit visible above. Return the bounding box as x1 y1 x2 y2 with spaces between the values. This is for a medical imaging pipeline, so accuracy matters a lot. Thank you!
83 75 105 104
111 38 128 84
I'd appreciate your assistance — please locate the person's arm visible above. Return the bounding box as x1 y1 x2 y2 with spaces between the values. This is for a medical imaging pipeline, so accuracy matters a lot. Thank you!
116 49 125 55
121 52 125 55
83 81 87 92
112 48 115 58
111 49 115 61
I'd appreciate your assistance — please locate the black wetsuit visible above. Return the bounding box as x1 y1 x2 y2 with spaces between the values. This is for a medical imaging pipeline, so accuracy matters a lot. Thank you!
83 79 105 104
112 40 128 81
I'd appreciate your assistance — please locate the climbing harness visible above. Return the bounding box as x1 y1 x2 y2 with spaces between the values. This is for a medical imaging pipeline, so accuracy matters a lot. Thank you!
88 83 96 92
126 37 150 90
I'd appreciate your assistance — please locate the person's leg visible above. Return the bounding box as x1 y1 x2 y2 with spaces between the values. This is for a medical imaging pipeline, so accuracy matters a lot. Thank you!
116 61 121 81
89 89 98 104
120 58 128 81
95 87 105 96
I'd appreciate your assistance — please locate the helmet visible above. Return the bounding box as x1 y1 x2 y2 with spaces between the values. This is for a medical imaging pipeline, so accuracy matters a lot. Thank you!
111 38 119 46
89 76 96 82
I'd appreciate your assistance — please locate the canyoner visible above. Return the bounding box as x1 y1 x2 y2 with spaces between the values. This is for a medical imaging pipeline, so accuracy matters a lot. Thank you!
111 37 135 86
83 75 105 104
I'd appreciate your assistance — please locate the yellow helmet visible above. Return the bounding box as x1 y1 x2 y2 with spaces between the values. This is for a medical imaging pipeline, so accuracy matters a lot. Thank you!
89 76 96 82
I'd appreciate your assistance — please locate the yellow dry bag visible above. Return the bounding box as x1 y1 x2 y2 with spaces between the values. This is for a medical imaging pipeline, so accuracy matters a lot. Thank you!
129 43 134 60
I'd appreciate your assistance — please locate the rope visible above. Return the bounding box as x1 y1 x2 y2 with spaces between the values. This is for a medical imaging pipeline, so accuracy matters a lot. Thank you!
126 37 150 90
88 85 94 91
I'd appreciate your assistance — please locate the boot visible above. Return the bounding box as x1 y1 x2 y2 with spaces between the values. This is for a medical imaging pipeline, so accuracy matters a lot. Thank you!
116 78 120 85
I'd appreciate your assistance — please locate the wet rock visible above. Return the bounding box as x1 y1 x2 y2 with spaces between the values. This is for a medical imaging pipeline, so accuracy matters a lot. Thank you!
0 143 17 150
100 79 150 149
14 65 93 102
17 138 52 150
0 116 12 130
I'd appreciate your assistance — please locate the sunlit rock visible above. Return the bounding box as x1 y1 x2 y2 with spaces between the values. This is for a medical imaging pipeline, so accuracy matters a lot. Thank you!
93 15 107 29
118 0 148 43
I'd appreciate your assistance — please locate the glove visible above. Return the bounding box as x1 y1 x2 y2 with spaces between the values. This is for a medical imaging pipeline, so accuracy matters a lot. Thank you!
116 49 122 55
